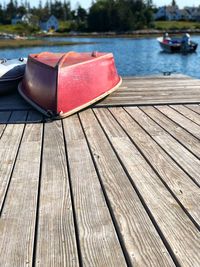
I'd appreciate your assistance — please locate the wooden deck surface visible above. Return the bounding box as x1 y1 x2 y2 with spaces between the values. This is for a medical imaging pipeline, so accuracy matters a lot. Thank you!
0 75 200 267
98 74 200 106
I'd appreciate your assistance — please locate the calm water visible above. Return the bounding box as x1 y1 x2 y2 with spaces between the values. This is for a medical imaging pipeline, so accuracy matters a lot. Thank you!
1 36 200 78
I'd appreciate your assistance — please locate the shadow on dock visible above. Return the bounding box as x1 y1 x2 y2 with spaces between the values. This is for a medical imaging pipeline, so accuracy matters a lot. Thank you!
0 92 44 124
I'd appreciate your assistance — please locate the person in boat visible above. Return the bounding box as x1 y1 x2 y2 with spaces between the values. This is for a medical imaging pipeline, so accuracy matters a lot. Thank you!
181 33 191 45
163 32 171 43
181 33 191 51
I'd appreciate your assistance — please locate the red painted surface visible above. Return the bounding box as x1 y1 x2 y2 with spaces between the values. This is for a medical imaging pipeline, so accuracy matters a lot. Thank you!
20 52 121 116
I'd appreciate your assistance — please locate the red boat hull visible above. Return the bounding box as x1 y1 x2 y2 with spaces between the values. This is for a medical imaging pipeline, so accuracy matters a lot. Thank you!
18 52 121 118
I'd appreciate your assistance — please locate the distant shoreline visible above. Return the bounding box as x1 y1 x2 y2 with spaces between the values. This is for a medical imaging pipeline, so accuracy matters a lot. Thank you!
1 29 200 49
0 39 95 49
39 29 200 39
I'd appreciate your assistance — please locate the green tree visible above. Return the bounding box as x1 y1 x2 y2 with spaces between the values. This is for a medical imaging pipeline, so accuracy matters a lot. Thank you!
0 4 4 23
88 0 118 31
172 0 176 6
63 0 71 20
6 0 17 21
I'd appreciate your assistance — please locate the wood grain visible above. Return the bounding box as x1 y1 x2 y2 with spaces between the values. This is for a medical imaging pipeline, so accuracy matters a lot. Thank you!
35 120 79 267
0 111 11 143
96 75 200 107
80 109 176 267
140 106 200 158
108 107 200 267
171 105 200 126
0 111 27 211
123 106 200 221
186 104 200 114
157 106 200 139
0 113 42 267
127 107 200 186
63 114 127 267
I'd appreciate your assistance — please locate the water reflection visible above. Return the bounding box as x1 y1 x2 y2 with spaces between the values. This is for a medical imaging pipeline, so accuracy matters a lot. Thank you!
0 36 200 78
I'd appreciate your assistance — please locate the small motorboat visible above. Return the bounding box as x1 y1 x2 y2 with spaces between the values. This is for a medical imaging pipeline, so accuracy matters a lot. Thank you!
0 58 27 95
157 37 198 53
18 51 121 118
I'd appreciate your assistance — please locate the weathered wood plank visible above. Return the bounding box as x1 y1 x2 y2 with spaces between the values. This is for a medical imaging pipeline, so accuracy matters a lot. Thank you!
0 111 11 124
115 86 200 93
106 107 200 222
122 78 200 85
171 105 200 126
95 75 200 107
26 110 43 123
0 112 11 143
186 104 200 114
102 94 200 101
80 109 176 267
0 92 31 111
0 114 42 267
127 107 200 186
140 106 200 158
122 74 191 80
8 110 27 124
35 120 79 267
157 106 200 139
63 114 127 267
97 99 200 107
108 107 200 267
0 112 27 211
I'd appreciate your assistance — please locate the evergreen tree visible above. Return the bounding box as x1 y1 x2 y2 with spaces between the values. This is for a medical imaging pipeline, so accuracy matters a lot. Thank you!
0 4 4 23
172 0 176 6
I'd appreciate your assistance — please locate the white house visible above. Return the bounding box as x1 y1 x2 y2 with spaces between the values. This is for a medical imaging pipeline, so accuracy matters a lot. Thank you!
39 15 59 32
192 9 200 21
179 9 191 20
11 14 33 25
155 5 200 21
155 6 181 20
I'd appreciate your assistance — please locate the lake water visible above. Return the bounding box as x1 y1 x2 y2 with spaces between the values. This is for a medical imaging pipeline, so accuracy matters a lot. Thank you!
1 36 200 78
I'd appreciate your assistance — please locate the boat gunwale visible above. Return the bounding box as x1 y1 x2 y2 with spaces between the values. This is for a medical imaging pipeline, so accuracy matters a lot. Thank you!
18 76 122 119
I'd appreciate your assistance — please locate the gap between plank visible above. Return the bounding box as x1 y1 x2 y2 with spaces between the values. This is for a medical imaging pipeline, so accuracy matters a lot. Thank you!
170 105 200 127
139 107 200 161
0 111 28 216
92 108 181 267
61 119 83 267
78 113 132 267
31 122 44 267
122 107 200 229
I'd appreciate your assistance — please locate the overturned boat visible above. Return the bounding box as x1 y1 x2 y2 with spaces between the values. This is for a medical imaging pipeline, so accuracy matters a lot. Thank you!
157 37 198 53
0 58 27 95
18 51 121 118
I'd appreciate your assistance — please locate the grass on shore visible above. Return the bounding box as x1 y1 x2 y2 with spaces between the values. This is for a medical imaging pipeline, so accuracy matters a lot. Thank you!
154 21 200 30
0 39 94 49
0 24 39 35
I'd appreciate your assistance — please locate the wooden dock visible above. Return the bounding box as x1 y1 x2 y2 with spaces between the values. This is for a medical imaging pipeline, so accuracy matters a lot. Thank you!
0 75 200 267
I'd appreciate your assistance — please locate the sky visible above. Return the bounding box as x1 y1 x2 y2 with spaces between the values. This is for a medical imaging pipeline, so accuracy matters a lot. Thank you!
1 0 200 10
72 0 200 9
153 0 200 8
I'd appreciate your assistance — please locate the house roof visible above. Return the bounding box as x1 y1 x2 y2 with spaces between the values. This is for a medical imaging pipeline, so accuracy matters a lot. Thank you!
179 9 190 16
40 15 57 23
165 5 178 13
